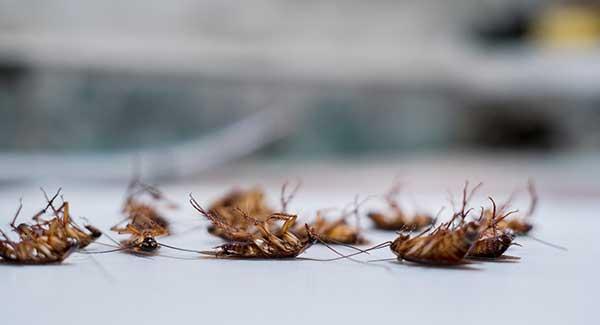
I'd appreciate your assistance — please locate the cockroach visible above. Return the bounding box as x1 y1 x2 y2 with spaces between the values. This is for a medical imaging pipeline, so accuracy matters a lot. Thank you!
99 181 177 255
295 212 367 245
466 198 520 259
487 181 567 251
203 181 300 241
493 181 537 235
191 195 358 260
294 197 368 245
118 179 174 235
362 182 486 266
1 200 79 265
10 189 101 250
385 219 484 265
368 183 434 231
206 186 274 240
110 218 168 254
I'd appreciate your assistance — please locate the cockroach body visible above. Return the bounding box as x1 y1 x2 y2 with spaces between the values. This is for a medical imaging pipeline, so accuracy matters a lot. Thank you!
12 190 100 249
368 211 434 231
192 194 317 259
0 236 78 265
207 187 273 240
468 198 519 259
296 215 367 245
467 228 515 259
368 184 434 231
493 181 537 236
389 221 482 265
112 219 168 254
120 180 174 236
0 193 94 265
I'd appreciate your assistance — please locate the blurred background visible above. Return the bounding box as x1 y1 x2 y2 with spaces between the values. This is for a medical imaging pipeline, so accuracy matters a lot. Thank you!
0 0 599 189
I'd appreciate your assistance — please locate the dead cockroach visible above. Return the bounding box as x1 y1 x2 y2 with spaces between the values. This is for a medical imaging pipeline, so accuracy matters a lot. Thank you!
362 182 485 266
206 186 274 240
492 181 537 235
466 199 520 260
294 212 367 245
103 181 176 254
294 197 368 245
113 180 175 240
110 217 168 254
385 219 484 265
1 199 80 265
191 195 356 260
10 189 101 250
368 183 434 231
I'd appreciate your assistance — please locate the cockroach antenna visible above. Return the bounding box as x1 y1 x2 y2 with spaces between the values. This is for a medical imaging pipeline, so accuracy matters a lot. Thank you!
280 179 302 213
33 188 62 221
525 234 567 251
525 179 538 218
10 198 23 229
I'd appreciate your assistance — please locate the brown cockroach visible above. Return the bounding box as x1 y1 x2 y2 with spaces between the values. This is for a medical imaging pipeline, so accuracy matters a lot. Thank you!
203 181 300 241
191 195 358 260
466 199 520 260
295 212 367 245
368 183 435 231
361 182 486 266
118 179 174 235
10 189 101 250
110 218 168 254
492 181 537 235
1 198 81 265
384 219 484 265
294 196 368 245
94 181 178 255
1 230 78 265
206 186 274 240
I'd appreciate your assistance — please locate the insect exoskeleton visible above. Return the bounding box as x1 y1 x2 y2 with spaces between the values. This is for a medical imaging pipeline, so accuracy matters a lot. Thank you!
467 198 520 260
491 180 537 236
120 179 175 235
467 228 516 259
203 213 316 259
368 183 434 231
206 187 273 240
1 190 100 265
0 236 78 265
295 195 369 245
295 215 367 245
389 221 483 265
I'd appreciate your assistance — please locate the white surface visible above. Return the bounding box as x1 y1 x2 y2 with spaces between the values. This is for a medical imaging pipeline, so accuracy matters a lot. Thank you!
0 183 597 325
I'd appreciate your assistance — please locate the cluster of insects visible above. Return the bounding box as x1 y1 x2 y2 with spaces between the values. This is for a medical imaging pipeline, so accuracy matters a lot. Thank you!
1 179 564 266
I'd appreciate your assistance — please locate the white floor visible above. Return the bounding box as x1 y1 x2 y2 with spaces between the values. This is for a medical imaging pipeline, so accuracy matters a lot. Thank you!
0 179 596 325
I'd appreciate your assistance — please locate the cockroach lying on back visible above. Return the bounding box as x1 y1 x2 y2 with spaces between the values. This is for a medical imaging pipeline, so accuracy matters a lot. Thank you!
107 180 177 255
294 196 369 245
368 183 435 231
190 194 360 260
466 200 519 260
489 180 537 236
1 189 101 265
205 186 274 241
361 182 517 266
118 179 174 234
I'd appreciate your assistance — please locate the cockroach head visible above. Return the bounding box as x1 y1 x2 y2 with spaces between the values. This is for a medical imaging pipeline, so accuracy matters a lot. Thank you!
139 236 159 252
304 224 319 244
